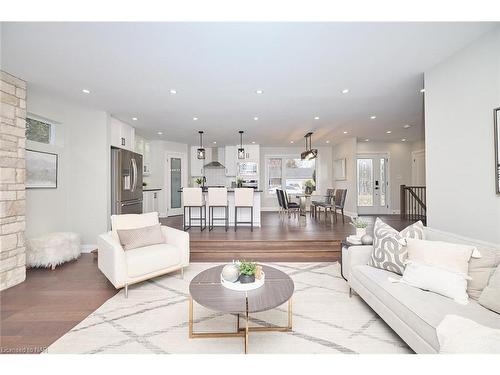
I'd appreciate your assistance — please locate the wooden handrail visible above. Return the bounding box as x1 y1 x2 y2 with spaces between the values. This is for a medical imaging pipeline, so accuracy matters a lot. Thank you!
400 185 427 224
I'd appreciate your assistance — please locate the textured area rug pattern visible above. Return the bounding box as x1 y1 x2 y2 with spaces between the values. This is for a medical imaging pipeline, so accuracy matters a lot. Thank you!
46 262 410 354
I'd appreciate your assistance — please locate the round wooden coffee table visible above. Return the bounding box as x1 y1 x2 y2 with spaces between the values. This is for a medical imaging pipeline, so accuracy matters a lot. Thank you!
189 264 294 354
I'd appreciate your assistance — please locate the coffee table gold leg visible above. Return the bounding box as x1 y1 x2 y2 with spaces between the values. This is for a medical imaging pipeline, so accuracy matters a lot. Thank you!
288 297 293 330
189 296 193 338
245 310 249 354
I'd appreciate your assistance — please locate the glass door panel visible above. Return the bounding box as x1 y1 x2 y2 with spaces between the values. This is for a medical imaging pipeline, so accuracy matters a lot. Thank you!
357 159 373 206
170 157 182 214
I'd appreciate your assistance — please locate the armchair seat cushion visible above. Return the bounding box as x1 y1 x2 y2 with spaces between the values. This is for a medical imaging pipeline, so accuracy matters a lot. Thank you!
125 243 181 278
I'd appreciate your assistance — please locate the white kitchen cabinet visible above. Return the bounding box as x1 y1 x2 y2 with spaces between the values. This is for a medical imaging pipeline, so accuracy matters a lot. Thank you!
143 190 160 213
224 146 238 176
110 117 135 151
135 135 151 175
243 144 260 161
190 146 211 177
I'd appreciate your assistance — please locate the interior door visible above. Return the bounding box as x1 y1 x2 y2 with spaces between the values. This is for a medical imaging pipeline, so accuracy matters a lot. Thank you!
357 155 389 215
412 150 426 185
168 156 183 216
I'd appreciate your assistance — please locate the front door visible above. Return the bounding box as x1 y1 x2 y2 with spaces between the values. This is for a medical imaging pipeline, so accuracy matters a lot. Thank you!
357 154 389 215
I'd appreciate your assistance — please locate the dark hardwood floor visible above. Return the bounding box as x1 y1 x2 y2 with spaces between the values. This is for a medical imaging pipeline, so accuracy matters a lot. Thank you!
0 254 116 354
1 212 415 354
161 212 414 262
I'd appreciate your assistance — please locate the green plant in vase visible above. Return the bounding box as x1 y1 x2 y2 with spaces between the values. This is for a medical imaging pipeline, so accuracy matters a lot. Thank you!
304 179 315 195
238 260 257 284
195 177 203 187
350 217 368 238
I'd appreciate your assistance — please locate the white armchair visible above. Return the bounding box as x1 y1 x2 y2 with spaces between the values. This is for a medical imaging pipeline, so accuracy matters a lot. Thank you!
97 212 189 297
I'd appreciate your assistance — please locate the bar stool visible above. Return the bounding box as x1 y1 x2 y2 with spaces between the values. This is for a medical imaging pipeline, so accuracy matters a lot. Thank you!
183 187 206 231
234 188 254 232
207 187 229 231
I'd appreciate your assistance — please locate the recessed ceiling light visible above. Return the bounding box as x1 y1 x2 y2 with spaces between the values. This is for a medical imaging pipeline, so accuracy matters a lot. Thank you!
365 139 370 142
82 89 90 94
370 115 377 120
253 117 259 121
256 90 264 94
290 140 294 144
252 141 256 144
342 89 350 94
386 130 392 134
157 131 163 135
193 117 198 121
326 140 330 144
213 141 217 144
169 89 177 95
132 117 138 121
420 89 425 93
403 124 411 129
343 131 348 134
401 138 407 142
314 116 320 120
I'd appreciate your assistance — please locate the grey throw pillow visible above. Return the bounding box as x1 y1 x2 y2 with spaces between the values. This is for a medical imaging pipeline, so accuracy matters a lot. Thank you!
368 218 425 275
117 224 165 251
478 265 500 314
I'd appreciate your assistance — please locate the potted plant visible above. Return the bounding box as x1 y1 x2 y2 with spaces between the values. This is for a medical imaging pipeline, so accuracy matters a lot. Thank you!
195 177 203 187
350 217 369 238
304 179 315 195
238 261 257 284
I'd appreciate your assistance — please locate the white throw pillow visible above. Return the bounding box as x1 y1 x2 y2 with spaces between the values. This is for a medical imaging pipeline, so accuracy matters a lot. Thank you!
406 238 481 275
397 261 470 305
437 315 500 354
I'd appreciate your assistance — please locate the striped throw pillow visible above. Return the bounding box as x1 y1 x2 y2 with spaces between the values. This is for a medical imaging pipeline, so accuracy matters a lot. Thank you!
117 224 165 251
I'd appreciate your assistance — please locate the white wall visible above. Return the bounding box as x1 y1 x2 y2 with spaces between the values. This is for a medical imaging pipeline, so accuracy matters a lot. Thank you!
357 141 413 213
332 137 357 216
26 87 109 246
259 146 333 210
425 27 500 244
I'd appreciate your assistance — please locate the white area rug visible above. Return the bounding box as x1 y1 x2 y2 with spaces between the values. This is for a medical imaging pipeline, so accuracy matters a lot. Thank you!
46 262 411 354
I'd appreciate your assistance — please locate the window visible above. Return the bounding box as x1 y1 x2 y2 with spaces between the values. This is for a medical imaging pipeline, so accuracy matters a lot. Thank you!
26 117 54 144
266 156 316 194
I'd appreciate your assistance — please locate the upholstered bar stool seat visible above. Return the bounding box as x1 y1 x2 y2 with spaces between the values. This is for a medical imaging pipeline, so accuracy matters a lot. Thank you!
234 188 254 232
183 187 206 231
207 188 229 231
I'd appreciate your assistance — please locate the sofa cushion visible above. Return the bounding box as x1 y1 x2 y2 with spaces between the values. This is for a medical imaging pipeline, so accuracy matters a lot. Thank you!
479 265 500 314
424 228 500 300
125 243 181 278
368 218 425 275
351 265 500 351
117 224 165 251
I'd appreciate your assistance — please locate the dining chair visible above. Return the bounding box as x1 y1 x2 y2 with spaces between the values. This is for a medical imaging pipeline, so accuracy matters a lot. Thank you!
333 189 348 223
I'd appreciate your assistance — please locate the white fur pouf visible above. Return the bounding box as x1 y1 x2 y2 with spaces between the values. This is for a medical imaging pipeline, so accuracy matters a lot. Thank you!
27 232 81 270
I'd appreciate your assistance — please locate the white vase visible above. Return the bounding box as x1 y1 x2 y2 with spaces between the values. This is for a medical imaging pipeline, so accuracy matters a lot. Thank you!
356 228 366 238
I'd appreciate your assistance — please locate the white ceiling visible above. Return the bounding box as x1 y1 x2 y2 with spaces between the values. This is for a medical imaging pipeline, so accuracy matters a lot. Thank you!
1 22 496 146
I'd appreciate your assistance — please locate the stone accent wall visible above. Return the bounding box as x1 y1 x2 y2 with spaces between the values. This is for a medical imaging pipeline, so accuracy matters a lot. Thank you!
0 71 27 291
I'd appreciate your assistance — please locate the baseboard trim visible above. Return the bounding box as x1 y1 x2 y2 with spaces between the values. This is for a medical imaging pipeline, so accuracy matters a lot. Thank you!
80 244 97 253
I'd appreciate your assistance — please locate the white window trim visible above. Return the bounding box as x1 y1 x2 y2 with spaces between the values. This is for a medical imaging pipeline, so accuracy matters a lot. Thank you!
264 154 319 197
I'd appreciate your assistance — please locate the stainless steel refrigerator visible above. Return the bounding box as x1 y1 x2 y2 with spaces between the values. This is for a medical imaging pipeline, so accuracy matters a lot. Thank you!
111 147 143 214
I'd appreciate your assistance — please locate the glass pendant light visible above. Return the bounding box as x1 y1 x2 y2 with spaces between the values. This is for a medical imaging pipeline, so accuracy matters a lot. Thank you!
301 132 318 160
197 131 206 159
238 130 245 159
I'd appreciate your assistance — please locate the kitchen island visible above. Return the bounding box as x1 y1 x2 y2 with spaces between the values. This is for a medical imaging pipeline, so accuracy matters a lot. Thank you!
180 188 262 227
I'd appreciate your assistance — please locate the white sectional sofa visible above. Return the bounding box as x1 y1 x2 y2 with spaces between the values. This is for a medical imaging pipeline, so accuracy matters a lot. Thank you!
343 227 500 353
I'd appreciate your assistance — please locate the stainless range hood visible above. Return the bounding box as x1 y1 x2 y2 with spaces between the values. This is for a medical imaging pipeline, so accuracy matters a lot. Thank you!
204 147 225 169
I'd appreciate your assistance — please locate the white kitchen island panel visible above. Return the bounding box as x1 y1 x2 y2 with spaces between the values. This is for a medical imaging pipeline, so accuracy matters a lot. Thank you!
183 190 261 227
